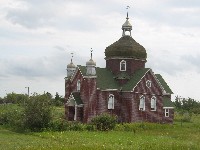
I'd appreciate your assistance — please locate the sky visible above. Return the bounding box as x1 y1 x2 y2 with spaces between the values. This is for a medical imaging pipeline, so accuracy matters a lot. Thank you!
0 0 200 100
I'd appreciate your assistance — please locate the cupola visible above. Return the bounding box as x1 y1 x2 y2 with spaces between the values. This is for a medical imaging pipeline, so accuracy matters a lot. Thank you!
122 12 132 37
86 48 96 76
67 53 76 77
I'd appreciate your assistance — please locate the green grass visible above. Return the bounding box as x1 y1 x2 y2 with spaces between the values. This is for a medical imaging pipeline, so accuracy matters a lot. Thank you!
0 120 200 150
0 105 200 149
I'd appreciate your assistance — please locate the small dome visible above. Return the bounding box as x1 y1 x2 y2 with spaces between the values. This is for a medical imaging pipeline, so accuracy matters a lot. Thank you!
122 19 132 29
86 59 96 66
105 36 147 59
67 62 76 68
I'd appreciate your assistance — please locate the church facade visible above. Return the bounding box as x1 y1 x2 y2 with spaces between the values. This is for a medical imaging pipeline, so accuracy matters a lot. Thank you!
65 13 174 123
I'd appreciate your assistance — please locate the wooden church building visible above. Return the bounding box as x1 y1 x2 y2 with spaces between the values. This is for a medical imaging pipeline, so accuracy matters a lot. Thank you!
65 13 174 123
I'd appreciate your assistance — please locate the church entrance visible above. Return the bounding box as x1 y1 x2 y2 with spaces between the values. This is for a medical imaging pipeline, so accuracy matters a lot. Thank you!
68 106 75 121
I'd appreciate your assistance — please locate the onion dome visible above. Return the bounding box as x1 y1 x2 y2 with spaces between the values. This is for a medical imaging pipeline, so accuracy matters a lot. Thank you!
105 36 147 59
86 59 96 66
86 48 96 66
67 62 76 68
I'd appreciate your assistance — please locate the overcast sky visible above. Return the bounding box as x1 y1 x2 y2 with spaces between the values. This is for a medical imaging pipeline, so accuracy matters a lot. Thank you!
0 0 200 100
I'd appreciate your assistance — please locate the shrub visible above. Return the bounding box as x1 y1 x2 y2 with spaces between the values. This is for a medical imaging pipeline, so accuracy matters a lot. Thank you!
68 122 85 131
91 113 117 131
22 94 53 131
0 104 23 127
49 118 69 131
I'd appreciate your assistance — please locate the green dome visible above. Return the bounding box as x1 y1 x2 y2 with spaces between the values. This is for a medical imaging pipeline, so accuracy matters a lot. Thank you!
105 36 147 59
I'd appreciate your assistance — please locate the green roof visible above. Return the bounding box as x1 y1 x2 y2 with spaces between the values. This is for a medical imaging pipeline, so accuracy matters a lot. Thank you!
78 65 119 90
163 97 174 107
155 74 173 94
121 68 150 91
78 65 149 91
114 72 130 80
72 92 83 105
96 67 119 89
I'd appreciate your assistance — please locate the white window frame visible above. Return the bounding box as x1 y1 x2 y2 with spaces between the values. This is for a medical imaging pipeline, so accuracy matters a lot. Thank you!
77 80 80 91
139 95 145 111
108 94 114 109
151 96 156 111
165 109 169 117
120 60 126 71
146 80 152 88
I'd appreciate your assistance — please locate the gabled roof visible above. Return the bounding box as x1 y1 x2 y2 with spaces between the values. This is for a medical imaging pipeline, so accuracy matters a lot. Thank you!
67 92 83 106
72 92 83 105
121 68 150 91
78 65 119 90
78 65 150 91
77 65 173 95
155 74 173 94
163 97 174 108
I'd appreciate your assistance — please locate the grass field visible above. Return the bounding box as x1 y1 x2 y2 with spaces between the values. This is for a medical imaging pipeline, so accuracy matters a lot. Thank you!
0 105 200 149
1 119 200 150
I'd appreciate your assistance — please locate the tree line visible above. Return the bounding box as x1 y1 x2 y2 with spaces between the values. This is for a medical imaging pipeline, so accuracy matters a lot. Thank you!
174 96 200 114
0 92 64 106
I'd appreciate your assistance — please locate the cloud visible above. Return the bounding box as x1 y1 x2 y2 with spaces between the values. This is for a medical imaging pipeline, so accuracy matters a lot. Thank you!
181 54 200 73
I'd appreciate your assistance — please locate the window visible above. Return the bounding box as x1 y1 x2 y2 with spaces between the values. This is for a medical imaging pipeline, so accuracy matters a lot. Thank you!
108 94 114 109
151 96 156 111
139 95 145 111
146 80 152 88
120 60 126 71
77 80 80 91
165 109 169 117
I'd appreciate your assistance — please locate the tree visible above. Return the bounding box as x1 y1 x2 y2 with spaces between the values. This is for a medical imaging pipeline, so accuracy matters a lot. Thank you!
23 94 52 131
53 92 64 106
4 92 28 104
174 96 200 116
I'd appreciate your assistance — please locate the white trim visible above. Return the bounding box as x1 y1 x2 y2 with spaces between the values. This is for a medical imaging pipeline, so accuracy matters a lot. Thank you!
150 96 156 111
120 60 126 71
139 95 145 111
77 79 81 91
108 94 114 109
83 76 97 78
151 70 168 95
164 108 169 117
132 69 150 91
105 57 146 61
101 89 118 91
70 67 78 82
74 104 77 121
146 80 152 88
163 107 174 109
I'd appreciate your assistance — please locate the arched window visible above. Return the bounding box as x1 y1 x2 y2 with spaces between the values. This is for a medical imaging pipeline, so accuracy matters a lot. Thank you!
77 80 80 91
108 94 114 109
139 95 145 111
120 60 126 71
151 96 156 111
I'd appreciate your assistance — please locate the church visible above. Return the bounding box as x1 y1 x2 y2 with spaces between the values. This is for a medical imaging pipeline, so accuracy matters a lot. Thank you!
64 12 174 123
